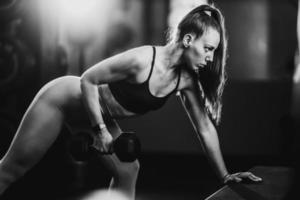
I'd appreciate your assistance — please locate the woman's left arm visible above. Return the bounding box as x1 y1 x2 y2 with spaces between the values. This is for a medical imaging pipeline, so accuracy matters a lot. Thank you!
180 87 262 184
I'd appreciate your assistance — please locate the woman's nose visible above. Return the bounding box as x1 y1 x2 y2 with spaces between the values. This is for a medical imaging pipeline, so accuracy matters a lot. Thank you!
205 53 214 62
205 56 211 63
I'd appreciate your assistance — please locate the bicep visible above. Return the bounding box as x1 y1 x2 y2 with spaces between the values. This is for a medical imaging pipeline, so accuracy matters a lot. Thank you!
81 49 139 84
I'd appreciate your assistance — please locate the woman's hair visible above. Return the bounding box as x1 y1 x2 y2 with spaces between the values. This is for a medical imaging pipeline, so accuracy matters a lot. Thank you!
171 4 228 125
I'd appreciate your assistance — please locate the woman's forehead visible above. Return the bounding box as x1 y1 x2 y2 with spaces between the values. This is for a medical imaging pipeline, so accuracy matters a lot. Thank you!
198 27 220 47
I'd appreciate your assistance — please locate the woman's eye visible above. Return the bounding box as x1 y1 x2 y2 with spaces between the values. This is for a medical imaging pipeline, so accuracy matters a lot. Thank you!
205 47 214 53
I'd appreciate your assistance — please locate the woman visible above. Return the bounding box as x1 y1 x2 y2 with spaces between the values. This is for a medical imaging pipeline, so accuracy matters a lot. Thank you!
0 4 262 199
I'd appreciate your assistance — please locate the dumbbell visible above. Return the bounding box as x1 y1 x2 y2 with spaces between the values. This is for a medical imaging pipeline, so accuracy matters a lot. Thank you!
69 132 141 162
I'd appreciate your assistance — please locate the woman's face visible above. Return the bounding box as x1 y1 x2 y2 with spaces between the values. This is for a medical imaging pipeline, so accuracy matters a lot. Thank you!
183 27 220 73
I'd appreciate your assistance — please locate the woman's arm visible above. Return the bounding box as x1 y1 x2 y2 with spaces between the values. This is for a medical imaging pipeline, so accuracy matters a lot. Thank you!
80 49 139 127
180 87 228 181
81 51 137 127
180 85 262 183
80 48 141 151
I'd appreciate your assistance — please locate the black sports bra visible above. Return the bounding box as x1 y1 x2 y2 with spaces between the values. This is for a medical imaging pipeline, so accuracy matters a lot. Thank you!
108 46 181 114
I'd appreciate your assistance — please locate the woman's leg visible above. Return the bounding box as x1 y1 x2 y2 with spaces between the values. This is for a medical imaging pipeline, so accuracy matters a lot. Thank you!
104 155 140 200
100 118 140 200
0 98 64 195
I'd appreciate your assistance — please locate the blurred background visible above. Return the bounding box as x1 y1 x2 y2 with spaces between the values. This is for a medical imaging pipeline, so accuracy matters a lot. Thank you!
0 0 299 199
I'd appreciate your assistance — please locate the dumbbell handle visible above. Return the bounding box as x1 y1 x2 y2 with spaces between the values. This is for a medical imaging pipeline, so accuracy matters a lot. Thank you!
89 134 140 162
69 132 140 162
89 144 113 155
88 145 138 162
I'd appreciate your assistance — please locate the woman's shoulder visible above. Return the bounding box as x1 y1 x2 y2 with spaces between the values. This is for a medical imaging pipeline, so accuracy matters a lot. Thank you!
121 45 155 70
177 72 206 99
177 70 196 91
125 45 154 60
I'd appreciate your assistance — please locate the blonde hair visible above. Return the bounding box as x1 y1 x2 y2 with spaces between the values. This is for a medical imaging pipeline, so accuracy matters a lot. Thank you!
173 4 228 125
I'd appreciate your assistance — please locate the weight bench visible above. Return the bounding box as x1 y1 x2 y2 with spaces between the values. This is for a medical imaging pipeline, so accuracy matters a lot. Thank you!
205 166 295 200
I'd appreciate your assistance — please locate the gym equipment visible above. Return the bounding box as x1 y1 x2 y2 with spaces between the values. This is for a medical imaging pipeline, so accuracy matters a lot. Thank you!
69 132 141 162
205 166 295 200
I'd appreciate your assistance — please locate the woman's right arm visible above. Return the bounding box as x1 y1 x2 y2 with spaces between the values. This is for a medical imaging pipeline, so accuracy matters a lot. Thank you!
80 49 141 142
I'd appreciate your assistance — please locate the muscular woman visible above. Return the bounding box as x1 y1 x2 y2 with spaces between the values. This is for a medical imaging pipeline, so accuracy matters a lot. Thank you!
0 4 262 199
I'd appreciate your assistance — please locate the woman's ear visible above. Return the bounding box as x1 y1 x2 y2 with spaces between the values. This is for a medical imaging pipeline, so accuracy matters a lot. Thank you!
182 34 194 48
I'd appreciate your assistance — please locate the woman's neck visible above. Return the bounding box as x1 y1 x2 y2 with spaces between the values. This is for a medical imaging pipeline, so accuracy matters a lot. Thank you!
161 43 184 70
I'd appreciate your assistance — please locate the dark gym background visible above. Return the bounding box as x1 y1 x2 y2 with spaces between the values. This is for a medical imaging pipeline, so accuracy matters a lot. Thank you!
0 0 299 199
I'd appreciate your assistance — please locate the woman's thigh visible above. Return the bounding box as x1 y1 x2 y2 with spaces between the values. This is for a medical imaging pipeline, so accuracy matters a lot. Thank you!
1 98 64 168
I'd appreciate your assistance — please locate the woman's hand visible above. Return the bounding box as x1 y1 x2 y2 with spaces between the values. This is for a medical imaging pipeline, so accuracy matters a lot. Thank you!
223 172 262 184
92 129 113 154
